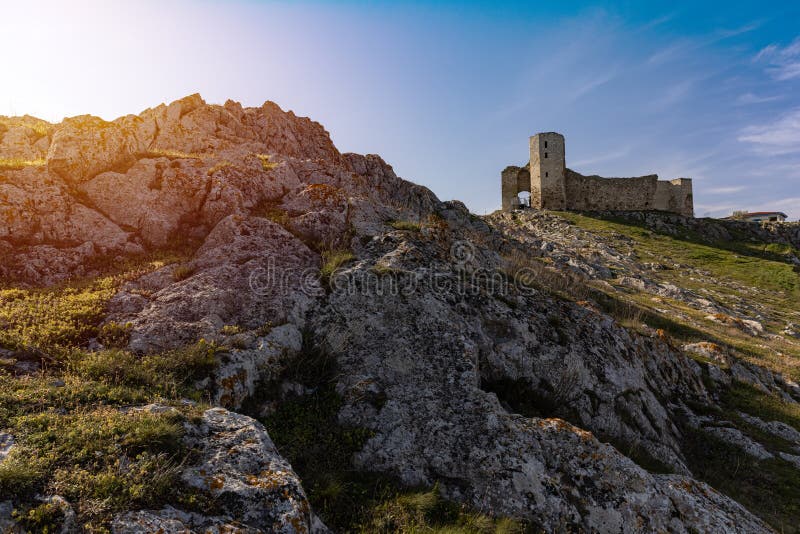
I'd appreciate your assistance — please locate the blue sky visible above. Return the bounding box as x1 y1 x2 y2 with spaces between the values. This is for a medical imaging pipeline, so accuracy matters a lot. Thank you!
1 1 799 218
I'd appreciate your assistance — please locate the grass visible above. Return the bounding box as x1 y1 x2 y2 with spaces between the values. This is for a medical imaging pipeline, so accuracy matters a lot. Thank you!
0 277 118 354
362 485 527 534
556 212 800 296
320 249 355 284
388 220 422 232
0 407 188 527
0 117 50 138
172 264 195 282
207 161 234 175
721 382 800 431
682 423 800 533
261 207 290 226
551 211 800 379
0 158 46 171
0 256 222 528
145 149 204 160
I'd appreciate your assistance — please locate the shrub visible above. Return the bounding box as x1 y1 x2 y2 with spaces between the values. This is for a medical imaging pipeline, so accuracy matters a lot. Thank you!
12 501 64 534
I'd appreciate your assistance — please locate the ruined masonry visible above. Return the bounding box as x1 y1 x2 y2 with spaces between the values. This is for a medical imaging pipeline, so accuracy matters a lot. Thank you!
501 132 694 217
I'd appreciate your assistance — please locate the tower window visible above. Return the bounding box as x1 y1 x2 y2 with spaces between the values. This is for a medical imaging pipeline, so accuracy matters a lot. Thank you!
545 172 549 177
544 141 548 149
544 152 548 158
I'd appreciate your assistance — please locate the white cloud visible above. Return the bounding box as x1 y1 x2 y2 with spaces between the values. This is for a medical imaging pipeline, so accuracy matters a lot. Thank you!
738 108 800 155
754 36 800 81
736 92 782 105
705 185 748 194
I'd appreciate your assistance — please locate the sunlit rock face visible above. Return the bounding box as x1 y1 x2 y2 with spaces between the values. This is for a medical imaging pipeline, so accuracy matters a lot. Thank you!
0 96 781 532
0 93 435 284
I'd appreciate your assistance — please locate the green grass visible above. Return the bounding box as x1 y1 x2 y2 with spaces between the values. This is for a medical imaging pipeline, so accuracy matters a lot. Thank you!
388 220 422 232
682 424 800 533
551 211 800 379
721 382 800 431
0 277 118 353
320 249 355 284
0 259 222 529
0 407 187 511
556 212 800 295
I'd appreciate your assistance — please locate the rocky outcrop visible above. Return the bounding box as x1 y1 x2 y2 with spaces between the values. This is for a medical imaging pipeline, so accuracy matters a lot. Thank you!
1 96 786 531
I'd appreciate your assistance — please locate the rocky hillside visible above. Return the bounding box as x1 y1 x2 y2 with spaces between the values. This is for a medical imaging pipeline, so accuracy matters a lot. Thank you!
0 95 798 532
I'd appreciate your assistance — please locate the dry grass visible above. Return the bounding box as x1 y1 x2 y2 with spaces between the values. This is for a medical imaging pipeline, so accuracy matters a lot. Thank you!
255 154 279 171
145 149 204 160
0 158 46 171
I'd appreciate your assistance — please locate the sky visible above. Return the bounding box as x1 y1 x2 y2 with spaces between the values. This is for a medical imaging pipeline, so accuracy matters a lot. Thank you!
1 0 799 219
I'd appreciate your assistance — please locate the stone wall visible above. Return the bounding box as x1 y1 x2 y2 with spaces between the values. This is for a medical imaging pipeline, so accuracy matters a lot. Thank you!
501 164 530 211
561 170 693 217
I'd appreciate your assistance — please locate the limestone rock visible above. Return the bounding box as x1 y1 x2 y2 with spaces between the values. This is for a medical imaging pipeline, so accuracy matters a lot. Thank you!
112 215 320 353
47 115 148 183
80 157 210 247
182 408 316 533
111 506 251 533
215 323 304 409
0 433 14 462
0 116 51 160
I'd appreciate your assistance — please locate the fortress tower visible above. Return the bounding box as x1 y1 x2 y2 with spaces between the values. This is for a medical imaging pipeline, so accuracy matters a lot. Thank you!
529 132 566 210
500 132 693 217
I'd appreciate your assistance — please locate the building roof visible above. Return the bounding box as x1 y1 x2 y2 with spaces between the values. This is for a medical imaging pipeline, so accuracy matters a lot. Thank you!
742 211 788 217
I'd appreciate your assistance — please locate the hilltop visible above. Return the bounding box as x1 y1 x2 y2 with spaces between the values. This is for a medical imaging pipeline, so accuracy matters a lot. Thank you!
0 95 798 532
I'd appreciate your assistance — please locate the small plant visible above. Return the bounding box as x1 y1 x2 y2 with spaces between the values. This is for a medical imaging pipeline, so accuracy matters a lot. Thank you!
220 324 243 336
320 249 355 284
262 207 290 226
388 220 422 232
97 321 132 349
255 154 279 171
12 501 64 533
172 264 195 282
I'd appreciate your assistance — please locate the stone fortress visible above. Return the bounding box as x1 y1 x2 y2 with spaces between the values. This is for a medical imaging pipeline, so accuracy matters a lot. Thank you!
501 132 694 217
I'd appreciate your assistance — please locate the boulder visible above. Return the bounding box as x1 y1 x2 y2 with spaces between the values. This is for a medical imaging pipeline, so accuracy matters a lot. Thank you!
47 115 148 183
182 408 318 532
